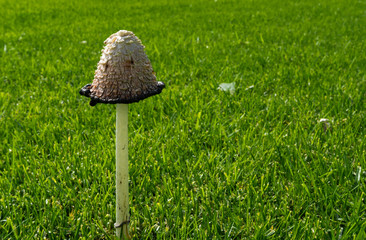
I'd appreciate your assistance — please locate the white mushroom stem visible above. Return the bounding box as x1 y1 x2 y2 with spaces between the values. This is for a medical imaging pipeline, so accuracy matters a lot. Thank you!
116 104 130 239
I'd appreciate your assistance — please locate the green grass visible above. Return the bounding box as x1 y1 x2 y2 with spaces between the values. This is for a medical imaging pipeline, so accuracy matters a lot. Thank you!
1 0 365 239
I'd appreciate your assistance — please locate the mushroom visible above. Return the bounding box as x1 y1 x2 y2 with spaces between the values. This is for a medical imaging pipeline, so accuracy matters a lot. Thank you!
79 30 165 239
80 30 165 106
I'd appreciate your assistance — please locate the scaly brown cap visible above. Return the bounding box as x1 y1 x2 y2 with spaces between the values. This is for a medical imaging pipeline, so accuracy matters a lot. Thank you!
80 30 165 106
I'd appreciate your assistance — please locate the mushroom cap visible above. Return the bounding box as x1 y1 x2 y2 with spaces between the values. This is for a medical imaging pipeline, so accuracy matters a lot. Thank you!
79 30 165 106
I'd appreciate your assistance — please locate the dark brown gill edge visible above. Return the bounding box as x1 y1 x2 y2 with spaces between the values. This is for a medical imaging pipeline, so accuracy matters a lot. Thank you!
79 81 165 106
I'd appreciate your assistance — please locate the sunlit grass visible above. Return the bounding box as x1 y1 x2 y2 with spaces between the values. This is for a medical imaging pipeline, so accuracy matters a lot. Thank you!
0 0 365 239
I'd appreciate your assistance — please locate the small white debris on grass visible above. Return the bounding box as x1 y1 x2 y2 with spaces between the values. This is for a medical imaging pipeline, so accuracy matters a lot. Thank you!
80 40 87 44
319 118 329 123
218 82 236 95
245 85 254 90
356 166 362 183
319 118 331 132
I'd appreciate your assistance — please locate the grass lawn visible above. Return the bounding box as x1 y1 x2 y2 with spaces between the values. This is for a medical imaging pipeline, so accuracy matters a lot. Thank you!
1 0 365 239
